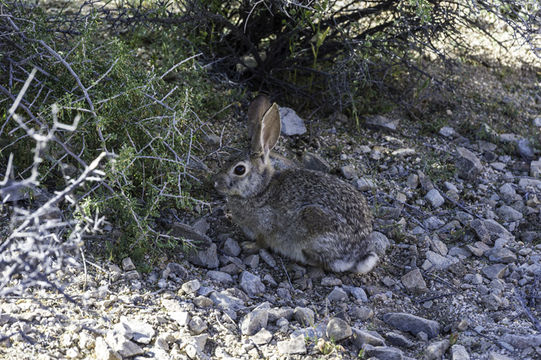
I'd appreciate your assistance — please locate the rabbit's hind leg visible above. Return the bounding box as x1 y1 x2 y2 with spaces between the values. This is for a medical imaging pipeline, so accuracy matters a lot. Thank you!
302 240 356 273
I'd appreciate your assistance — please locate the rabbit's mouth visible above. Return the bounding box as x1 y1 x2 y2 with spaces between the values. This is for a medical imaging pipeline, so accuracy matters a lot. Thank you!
214 174 234 196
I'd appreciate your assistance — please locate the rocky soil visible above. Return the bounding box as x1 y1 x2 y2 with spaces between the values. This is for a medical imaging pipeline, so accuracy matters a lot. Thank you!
1 63 541 360
2 105 541 360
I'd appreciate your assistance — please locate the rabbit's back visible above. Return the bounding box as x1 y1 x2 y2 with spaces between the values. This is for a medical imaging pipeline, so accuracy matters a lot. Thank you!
267 168 372 236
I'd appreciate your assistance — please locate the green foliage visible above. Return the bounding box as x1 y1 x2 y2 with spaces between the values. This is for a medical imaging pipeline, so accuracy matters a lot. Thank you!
1 2 236 266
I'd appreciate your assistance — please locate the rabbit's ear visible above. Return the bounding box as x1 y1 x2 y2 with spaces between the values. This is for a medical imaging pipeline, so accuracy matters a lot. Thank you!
256 103 281 160
247 95 271 140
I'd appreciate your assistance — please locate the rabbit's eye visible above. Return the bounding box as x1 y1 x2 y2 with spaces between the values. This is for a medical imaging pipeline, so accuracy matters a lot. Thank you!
233 164 246 176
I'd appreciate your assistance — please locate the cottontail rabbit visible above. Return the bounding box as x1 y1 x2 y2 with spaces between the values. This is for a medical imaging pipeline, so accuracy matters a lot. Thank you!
215 99 379 273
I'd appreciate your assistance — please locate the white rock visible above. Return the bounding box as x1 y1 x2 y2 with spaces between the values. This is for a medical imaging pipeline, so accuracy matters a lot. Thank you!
170 311 191 326
118 316 155 344
277 334 306 354
279 107 307 136
105 330 144 358
95 337 121 360
439 126 457 137
182 279 201 294
251 328 273 345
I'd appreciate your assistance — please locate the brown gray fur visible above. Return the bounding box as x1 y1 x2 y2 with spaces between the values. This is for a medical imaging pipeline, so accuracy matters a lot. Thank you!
247 95 298 171
214 98 379 274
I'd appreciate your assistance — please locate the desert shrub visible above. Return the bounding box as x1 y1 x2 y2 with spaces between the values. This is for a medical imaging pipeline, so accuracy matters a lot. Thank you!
42 1 539 117
0 1 236 267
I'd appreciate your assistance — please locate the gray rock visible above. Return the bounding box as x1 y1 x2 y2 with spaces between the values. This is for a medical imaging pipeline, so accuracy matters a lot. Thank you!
118 316 155 344
392 148 416 157
240 309 269 336
182 279 201 294
499 133 521 143
444 181 459 193
327 286 348 302
366 231 391 255
485 248 517 263
439 126 457 137
482 264 508 279
534 117 541 127
466 241 491 257
207 270 233 283
470 219 513 244
209 291 246 319
302 152 331 173
350 306 374 321
364 345 404 360
365 115 399 132
424 251 459 271
239 271 265 297
124 270 140 280
407 173 419 189
279 106 307 136
356 177 376 191
105 331 143 358
499 183 517 202
192 218 210 235
268 307 294 322
430 238 448 256
531 158 541 178
344 286 368 302
482 293 502 310
425 189 445 207
517 138 534 159
164 262 188 279
95 337 121 360
496 205 523 222
251 328 273 345
500 333 541 349
321 276 342 286
448 246 471 259
382 312 440 339
193 296 213 308
424 216 445 230
401 269 427 292
187 243 219 269
451 344 470 360
424 340 450 360
417 170 434 191
326 317 352 341
259 249 277 268
183 334 208 360
386 332 414 348
277 335 306 354
341 164 357 180
518 177 541 190
188 316 208 335
294 307 315 325
222 238 241 257
121 258 136 271
456 147 483 180
351 328 385 347
488 352 513 360
244 254 259 268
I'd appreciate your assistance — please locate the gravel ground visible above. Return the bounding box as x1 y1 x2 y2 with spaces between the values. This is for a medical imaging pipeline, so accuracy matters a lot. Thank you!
1 94 541 360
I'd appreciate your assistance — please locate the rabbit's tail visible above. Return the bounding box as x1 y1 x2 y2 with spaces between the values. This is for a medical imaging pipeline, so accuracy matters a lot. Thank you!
354 252 379 274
